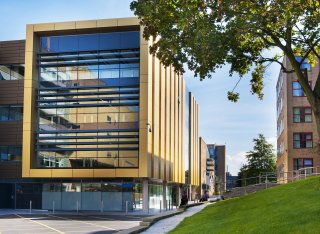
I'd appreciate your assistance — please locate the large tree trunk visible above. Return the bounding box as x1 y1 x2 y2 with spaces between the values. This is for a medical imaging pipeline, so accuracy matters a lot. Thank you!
313 98 320 150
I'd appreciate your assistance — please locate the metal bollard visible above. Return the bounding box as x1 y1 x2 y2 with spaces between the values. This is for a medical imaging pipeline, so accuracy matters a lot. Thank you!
160 200 162 213
100 200 104 213
166 200 168 211
53 200 55 214
125 201 129 214
169 200 171 210
29 200 32 214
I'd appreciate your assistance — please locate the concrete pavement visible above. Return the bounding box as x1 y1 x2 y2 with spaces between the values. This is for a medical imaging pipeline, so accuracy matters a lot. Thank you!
141 203 212 234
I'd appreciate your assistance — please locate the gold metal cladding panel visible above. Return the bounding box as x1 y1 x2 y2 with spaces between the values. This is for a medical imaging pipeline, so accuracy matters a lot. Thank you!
29 169 52 178
31 18 138 33
152 56 160 179
179 76 183 183
196 103 200 185
170 66 175 182
159 64 166 180
76 20 97 29
168 66 174 181
195 100 198 185
182 80 186 183
23 24 39 177
189 94 193 184
176 74 182 183
52 169 73 178
139 35 152 178
97 19 117 28
165 67 171 181
175 71 179 182
115 169 139 177
54 21 76 30
191 96 194 185
94 169 116 177
73 169 94 178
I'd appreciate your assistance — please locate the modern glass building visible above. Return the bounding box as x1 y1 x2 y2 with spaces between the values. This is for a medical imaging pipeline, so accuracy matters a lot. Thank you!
0 18 201 211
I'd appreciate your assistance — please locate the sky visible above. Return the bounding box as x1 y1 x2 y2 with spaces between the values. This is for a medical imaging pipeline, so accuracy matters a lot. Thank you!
0 0 280 175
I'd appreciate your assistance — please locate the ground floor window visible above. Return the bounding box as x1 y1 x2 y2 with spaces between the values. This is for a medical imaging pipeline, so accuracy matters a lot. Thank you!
293 158 313 173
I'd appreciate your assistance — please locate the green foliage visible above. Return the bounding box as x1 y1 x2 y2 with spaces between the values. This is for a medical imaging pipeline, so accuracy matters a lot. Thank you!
131 0 320 101
238 134 276 186
170 176 320 234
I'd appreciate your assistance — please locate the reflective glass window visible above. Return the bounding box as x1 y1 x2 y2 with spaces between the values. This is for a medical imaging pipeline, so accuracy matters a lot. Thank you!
41 37 59 52
59 35 78 52
82 183 101 192
0 65 24 80
101 183 122 192
99 33 120 50
0 66 10 80
0 106 9 120
120 31 140 49
78 34 99 51
62 183 81 192
43 183 61 192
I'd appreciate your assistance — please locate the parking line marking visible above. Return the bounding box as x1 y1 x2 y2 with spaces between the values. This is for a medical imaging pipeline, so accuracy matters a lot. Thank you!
47 214 116 231
15 214 65 234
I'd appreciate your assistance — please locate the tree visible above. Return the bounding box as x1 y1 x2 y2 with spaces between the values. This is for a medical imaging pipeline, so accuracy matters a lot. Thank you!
237 134 276 186
130 0 320 145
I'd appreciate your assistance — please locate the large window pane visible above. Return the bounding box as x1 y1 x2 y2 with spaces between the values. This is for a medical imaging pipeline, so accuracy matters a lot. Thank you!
0 66 11 80
62 183 81 192
78 34 99 51
10 65 24 80
0 106 9 120
82 183 101 192
38 32 140 169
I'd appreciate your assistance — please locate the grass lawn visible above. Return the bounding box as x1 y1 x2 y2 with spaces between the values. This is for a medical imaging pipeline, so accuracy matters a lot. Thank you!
170 176 320 234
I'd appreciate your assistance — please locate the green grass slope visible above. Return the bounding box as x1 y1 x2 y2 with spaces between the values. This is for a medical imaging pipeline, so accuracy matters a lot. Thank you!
170 176 320 234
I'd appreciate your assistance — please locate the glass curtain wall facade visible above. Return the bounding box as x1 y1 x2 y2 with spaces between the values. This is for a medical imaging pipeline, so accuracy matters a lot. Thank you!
36 32 140 169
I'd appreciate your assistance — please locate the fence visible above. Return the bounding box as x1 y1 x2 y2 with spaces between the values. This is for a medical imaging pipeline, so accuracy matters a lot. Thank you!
223 166 320 198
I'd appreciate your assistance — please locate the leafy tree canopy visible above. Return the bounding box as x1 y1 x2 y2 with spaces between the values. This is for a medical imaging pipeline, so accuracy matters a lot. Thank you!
131 0 319 101
238 134 276 186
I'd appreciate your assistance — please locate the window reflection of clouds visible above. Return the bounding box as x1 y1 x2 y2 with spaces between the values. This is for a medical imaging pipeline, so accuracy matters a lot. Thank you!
37 31 140 169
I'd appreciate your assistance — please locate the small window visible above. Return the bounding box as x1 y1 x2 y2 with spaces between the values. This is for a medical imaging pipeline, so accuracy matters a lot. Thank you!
294 158 313 173
295 56 311 71
293 133 313 148
292 81 312 97
293 107 312 123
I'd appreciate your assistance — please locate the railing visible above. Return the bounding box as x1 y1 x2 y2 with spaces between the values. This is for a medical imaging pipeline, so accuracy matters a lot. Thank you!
277 166 320 184
223 166 320 197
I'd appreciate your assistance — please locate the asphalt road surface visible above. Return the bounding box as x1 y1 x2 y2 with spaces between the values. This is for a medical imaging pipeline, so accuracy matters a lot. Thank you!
0 213 143 234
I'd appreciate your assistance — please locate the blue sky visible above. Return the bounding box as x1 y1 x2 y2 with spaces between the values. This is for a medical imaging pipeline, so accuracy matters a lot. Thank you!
0 0 279 175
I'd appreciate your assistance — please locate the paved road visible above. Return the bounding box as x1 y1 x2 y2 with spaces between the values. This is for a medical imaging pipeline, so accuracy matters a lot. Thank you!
0 213 143 234
141 203 212 234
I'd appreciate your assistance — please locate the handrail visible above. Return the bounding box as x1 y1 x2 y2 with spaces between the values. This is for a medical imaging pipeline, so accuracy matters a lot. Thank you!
225 166 320 192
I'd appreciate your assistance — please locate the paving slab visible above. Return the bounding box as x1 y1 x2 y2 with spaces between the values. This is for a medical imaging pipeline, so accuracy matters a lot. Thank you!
141 203 212 234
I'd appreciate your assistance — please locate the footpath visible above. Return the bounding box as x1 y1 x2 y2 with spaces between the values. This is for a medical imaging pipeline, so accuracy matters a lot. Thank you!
139 203 211 234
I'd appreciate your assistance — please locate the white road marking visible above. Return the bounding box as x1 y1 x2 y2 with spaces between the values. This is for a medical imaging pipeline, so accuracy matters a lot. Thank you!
15 214 65 234
47 214 116 231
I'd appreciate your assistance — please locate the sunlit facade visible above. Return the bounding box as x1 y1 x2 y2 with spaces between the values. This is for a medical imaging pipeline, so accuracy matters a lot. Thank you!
0 18 203 211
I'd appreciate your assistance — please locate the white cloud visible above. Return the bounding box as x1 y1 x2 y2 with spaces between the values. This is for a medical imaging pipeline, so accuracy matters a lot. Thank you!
226 152 247 176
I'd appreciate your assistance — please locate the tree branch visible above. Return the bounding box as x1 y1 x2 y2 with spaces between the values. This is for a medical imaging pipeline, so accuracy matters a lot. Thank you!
259 57 294 73
313 71 320 98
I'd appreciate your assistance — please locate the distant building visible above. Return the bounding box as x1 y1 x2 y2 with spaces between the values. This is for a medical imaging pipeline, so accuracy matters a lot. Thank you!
276 56 320 181
207 144 226 192
199 137 215 196
226 172 238 190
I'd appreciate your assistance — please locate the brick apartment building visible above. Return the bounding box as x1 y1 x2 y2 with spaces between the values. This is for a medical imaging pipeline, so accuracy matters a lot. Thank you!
276 56 320 181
